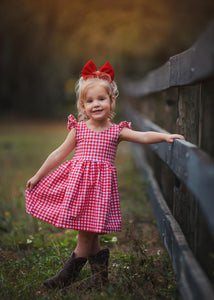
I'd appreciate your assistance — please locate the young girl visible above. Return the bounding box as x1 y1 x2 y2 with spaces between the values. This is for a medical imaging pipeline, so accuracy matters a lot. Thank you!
26 60 184 289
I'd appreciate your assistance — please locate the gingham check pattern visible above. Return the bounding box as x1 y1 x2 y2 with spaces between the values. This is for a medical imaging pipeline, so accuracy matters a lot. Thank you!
26 114 131 234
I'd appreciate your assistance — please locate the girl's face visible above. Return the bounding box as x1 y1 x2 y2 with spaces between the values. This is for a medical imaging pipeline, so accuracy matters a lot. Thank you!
83 84 113 122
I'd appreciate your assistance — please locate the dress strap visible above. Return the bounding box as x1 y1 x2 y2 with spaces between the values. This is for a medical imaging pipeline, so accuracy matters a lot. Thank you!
67 114 77 131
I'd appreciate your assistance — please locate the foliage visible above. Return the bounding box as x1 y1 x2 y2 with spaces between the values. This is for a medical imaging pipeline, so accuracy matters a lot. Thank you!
0 0 214 116
0 120 180 299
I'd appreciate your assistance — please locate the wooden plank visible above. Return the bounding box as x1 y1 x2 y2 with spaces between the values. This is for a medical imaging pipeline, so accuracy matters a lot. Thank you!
174 84 201 250
201 79 214 157
133 143 214 300
176 85 200 145
123 19 214 97
125 105 214 236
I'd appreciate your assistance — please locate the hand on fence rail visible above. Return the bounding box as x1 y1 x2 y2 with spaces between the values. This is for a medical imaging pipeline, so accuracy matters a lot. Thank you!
164 134 185 143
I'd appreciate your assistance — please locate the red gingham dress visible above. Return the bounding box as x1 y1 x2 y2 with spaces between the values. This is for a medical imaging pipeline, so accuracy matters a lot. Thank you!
26 114 131 234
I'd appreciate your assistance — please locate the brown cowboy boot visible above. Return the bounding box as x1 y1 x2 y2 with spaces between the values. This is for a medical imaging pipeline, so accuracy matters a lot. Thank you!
88 248 109 288
44 252 87 289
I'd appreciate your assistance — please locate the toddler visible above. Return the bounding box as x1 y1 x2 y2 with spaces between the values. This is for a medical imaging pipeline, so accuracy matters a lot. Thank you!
26 60 184 289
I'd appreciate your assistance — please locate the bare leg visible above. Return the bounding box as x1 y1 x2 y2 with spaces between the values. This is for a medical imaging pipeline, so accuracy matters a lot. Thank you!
90 234 101 255
74 230 100 258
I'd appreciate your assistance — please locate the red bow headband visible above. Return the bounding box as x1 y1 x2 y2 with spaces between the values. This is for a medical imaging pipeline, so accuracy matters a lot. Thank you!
82 60 114 83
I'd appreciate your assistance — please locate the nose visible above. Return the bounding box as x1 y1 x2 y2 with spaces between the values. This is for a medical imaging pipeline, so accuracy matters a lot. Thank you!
93 99 100 107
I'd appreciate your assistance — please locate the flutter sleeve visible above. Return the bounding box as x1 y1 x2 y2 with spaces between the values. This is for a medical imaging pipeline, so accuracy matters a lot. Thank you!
67 114 77 131
118 121 132 132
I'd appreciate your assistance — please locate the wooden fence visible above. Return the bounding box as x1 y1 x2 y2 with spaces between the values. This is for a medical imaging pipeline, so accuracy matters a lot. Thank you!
122 19 214 300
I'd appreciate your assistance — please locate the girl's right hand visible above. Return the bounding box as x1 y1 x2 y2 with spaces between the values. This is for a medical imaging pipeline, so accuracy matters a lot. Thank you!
26 175 40 191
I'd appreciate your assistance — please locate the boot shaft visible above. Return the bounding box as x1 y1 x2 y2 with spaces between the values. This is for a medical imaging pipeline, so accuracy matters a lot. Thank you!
88 248 109 288
44 252 87 289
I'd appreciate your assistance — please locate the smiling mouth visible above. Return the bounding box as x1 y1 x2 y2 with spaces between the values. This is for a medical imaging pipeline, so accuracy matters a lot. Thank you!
92 109 103 113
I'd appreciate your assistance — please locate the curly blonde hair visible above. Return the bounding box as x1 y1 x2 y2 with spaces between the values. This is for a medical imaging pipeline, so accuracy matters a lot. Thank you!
75 77 119 122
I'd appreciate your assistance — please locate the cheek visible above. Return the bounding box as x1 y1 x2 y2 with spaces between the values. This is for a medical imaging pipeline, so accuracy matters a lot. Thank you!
83 104 92 114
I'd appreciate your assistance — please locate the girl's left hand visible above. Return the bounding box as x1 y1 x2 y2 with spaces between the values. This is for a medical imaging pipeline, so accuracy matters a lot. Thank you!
165 134 185 143
26 175 40 191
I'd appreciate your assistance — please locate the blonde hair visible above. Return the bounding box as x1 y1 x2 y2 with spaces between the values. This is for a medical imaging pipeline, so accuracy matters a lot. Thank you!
75 77 119 122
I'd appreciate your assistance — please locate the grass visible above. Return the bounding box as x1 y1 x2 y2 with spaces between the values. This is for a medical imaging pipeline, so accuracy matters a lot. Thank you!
0 118 180 299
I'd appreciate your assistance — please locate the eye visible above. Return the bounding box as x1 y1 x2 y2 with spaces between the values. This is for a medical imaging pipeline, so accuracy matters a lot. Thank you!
86 99 93 103
99 97 104 101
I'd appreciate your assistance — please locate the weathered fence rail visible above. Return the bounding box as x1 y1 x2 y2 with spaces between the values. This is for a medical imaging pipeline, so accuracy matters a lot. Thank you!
124 19 214 96
132 142 214 300
122 19 214 300
126 106 214 234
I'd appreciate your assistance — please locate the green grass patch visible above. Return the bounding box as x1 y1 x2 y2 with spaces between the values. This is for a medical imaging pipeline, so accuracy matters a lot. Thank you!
0 120 180 299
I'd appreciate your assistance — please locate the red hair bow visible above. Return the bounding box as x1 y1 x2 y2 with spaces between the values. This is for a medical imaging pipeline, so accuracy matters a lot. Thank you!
82 60 114 82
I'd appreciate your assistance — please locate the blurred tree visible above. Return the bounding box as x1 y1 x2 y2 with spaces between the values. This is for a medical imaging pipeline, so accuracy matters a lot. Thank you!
0 0 213 117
